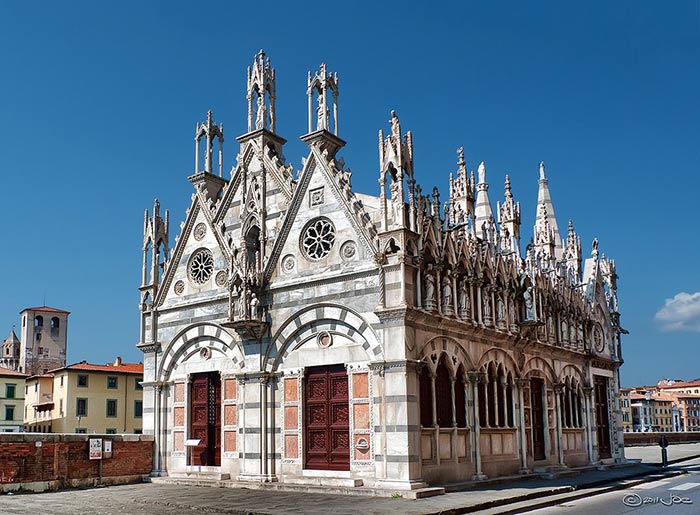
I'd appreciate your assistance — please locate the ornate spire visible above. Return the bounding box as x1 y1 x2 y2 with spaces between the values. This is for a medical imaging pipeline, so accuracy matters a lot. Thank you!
307 63 339 135
194 110 224 176
563 219 582 284
535 161 562 258
474 161 495 241
247 49 276 133
447 147 475 228
497 174 521 256
378 110 415 231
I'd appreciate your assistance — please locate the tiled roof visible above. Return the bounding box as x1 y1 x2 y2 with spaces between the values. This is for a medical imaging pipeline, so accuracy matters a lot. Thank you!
22 306 71 314
52 361 143 374
658 380 700 389
0 366 28 377
1 329 20 346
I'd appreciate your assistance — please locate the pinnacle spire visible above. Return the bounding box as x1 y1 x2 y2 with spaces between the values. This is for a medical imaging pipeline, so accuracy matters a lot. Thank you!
474 161 495 240
535 160 562 258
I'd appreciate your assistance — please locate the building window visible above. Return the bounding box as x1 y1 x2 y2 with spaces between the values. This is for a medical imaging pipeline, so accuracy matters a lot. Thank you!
5 384 16 399
77 375 88 387
455 367 468 427
59 399 63 416
134 429 142 434
435 357 453 427
479 362 515 428
107 376 118 389
134 400 143 418
135 377 143 390
419 366 433 427
60 375 64 387
300 218 336 261
76 428 87 434
76 398 88 417
50 317 60 330
106 399 117 418
5 406 14 421
106 428 116 435
35 316 43 328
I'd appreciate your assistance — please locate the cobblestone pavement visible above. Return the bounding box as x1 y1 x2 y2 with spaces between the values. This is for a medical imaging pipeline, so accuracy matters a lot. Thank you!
4 445 700 515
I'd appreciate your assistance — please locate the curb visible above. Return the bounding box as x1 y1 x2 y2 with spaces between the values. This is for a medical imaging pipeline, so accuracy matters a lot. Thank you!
437 468 688 515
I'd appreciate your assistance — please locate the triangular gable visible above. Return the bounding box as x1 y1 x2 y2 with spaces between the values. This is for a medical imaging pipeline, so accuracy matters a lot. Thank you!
263 146 378 281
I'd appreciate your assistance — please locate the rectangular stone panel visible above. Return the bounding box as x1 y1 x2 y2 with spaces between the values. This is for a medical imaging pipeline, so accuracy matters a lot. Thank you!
174 406 185 427
284 406 298 430
224 378 237 400
353 403 370 429
421 432 433 461
284 378 298 402
173 431 184 451
174 383 185 403
354 434 371 460
352 373 369 399
285 434 299 459
224 404 237 426
225 430 237 452
439 431 451 460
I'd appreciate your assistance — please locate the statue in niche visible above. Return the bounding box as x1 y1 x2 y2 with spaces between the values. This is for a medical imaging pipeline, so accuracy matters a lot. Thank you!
458 281 471 318
483 288 492 323
424 273 436 310
316 94 329 131
442 277 453 314
255 95 267 130
523 286 536 321
496 294 506 327
250 292 260 320
508 297 517 331
390 181 402 224
561 319 568 343
548 316 556 343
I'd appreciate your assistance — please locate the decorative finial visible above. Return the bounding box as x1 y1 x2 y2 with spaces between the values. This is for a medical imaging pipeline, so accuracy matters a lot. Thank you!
539 161 546 180
568 219 574 234
592 237 599 256
457 147 465 168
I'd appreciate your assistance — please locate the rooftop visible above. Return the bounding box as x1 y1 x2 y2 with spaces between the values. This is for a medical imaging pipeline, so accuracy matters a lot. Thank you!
52 359 143 375
0 366 28 378
21 305 71 315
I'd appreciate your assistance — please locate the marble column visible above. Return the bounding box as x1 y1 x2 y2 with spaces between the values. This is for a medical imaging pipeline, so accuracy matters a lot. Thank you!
468 371 487 480
516 378 530 474
554 383 566 467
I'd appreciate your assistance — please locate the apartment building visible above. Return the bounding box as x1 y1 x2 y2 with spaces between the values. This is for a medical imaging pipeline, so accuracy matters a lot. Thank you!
0 366 27 432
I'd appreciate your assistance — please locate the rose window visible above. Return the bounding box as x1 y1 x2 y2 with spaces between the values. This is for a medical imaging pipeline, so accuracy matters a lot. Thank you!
188 248 214 285
301 218 336 261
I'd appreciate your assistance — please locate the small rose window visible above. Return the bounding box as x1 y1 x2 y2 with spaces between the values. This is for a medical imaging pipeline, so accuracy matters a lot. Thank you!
301 218 336 261
188 248 214 285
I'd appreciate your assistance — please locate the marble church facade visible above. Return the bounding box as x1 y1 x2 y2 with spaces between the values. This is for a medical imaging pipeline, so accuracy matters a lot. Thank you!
137 51 626 489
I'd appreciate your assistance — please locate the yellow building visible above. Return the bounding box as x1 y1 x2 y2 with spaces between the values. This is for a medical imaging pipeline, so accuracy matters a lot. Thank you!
0 366 27 432
620 388 633 432
651 395 674 432
24 358 144 434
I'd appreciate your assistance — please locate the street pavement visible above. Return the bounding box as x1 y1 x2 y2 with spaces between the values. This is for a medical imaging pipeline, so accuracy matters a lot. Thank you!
624 442 700 465
526 456 700 515
2 443 700 515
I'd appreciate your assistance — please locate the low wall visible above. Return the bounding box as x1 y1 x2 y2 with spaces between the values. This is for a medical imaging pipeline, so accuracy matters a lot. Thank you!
0 433 153 493
624 432 700 446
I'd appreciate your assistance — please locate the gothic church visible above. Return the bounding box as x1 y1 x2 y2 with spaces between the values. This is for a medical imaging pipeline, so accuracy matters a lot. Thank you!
138 51 626 490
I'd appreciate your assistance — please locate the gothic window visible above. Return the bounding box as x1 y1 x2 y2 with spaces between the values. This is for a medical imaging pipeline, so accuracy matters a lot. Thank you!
301 218 336 261
435 357 453 427
455 367 467 428
188 248 214 285
479 361 515 429
245 225 261 269
419 366 433 427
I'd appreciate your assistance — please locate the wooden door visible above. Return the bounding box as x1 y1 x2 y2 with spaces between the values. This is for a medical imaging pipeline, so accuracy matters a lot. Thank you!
594 375 611 459
189 372 221 466
305 364 350 471
530 377 546 461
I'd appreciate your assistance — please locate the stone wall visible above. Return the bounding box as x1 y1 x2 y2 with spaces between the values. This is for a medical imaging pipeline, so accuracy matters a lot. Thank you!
0 433 153 492
624 432 700 446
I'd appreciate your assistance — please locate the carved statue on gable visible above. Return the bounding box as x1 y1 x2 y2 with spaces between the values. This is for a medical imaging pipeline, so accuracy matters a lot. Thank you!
560 318 568 344
255 95 267 130
390 181 402 224
508 297 518 332
250 292 260 320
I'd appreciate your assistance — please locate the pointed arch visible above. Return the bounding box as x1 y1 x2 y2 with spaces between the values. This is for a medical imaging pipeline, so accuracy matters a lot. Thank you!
476 347 521 378
417 335 476 376
522 356 558 384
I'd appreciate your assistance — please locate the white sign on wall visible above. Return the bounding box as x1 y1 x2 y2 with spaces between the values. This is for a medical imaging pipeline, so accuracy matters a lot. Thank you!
89 438 103 460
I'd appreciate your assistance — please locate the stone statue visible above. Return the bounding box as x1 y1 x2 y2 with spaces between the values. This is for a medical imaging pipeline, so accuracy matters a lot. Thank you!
255 95 267 130
561 319 568 343
483 289 492 322
478 161 486 184
524 286 535 321
390 181 402 223
424 273 436 308
250 293 260 320
458 281 470 316
390 110 400 138
496 295 505 322
442 277 452 312
316 94 328 131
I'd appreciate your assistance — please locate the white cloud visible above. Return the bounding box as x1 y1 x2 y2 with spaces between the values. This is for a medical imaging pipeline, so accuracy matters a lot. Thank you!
655 292 700 332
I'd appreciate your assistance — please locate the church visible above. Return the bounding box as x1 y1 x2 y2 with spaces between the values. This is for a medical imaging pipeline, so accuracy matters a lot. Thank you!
138 51 626 491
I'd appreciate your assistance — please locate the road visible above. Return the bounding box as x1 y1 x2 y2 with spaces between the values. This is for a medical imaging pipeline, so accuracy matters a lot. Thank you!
529 457 700 515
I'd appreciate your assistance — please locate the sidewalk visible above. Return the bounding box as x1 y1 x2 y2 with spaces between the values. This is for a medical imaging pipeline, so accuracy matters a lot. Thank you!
624 441 700 465
0 462 686 515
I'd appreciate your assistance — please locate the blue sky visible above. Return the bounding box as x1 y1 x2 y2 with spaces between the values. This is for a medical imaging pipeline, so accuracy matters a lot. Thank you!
0 1 698 386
